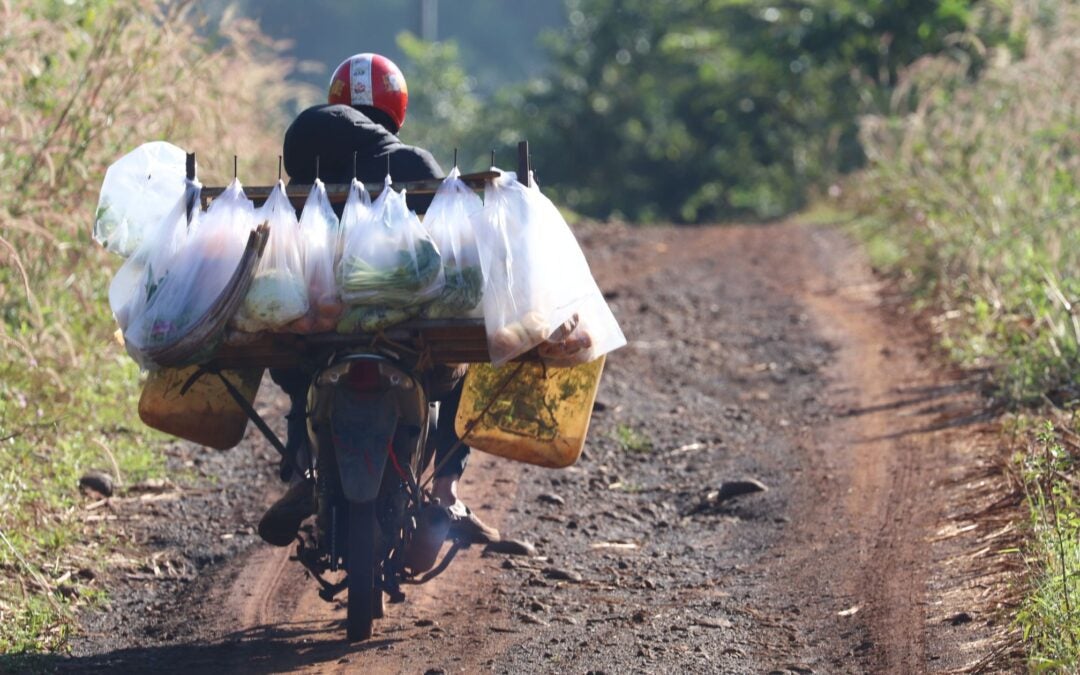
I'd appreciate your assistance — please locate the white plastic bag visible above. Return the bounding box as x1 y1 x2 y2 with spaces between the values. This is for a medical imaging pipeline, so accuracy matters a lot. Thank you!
337 174 444 308
421 167 484 319
95 142 189 257
335 177 372 266
474 171 625 366
287 179 342 334
108 177 201 332
232 181 308 332
124 178 254 364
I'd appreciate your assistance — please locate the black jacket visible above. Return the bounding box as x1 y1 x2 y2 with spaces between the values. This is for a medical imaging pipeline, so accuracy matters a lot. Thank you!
283 104 443 212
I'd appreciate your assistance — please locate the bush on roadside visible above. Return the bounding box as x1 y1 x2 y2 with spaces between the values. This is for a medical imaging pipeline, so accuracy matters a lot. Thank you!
0 0 309 652
854 4 1080 404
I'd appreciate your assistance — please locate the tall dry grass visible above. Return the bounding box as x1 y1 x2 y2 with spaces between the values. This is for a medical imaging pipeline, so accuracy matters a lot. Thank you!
851 3 1080 666
854 4 1080 401
0 0 312 652
1 0 311 366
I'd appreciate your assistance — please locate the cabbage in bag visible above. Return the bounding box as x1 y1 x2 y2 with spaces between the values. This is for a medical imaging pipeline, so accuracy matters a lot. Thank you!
287 179 342 334
337 174 444 309
95 142 189 257
233 181 308 332
124 178 254 364
421 167 484 319
473 171 625 366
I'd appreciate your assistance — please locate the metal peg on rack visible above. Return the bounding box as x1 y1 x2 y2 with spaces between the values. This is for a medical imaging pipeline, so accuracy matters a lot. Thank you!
517 140 531 187
184 152 198 224
278 155 283 182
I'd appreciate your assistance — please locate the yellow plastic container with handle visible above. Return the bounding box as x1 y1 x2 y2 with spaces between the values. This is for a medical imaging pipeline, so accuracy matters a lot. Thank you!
138 366 264 450
454 357 605 468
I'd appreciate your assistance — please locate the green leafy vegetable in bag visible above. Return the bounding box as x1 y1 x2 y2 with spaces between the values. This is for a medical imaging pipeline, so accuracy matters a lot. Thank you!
339 238 442 306
421 264 483 318
336 305 418 333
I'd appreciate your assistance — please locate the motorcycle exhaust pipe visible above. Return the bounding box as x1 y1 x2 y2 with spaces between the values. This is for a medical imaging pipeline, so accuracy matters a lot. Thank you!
402 505 450 574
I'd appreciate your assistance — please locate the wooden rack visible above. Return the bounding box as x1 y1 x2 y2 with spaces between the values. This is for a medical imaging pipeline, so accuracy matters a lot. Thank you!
155 141 536 369
205 318 500 370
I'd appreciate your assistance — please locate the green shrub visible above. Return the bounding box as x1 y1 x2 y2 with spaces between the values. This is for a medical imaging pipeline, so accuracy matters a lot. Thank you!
1016 423 1080 668
853 2 1080 403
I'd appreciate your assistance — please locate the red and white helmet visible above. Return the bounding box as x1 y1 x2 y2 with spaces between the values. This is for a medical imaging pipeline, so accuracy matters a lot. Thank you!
328 53 409 130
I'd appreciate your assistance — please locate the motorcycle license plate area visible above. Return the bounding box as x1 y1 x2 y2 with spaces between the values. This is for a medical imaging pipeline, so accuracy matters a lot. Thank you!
454 356 605 468
329 389 399 503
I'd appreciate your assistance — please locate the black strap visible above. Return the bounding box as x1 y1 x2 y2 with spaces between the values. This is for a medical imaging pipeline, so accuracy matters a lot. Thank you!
179 365 291 461
213 371 291 461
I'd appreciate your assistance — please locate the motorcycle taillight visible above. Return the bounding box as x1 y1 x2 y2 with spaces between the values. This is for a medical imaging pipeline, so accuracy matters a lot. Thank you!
346 361 381 392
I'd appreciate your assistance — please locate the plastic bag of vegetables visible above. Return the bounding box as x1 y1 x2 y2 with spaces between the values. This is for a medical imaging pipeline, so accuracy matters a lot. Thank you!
337 174 444 309
421 167 484 319
473 171 625 366
108 176 201 332
232 181 308 332
287 179 343 334
95 142 189 257
124 178 255 365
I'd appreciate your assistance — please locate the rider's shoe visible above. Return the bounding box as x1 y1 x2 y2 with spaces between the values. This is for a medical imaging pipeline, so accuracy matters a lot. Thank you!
445 502 501 544
258 480 315 547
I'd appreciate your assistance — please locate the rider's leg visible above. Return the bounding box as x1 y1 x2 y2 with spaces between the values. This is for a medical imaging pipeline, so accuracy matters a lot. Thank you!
430 380 499 543
259 368 316 547
269 367 312 471
431 377 470 505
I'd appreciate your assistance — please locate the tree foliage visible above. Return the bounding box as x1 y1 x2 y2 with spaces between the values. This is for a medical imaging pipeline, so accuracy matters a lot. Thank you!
517 0 989 222
395 32 483 170
400 0 1002 222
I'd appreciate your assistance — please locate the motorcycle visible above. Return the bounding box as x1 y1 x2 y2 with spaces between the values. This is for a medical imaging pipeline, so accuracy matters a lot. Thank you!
185 148 534 641
277 345 460 641
203 319 512 642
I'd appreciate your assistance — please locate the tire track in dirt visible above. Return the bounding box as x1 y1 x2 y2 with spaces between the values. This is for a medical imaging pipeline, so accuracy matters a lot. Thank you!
61 221 1018 674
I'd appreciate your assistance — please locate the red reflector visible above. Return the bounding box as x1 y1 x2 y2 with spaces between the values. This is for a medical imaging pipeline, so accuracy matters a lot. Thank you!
346 361 381 392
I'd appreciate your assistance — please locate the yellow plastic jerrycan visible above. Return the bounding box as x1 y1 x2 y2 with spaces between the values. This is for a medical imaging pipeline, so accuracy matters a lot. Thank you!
455 357 605 468
138 366 264 450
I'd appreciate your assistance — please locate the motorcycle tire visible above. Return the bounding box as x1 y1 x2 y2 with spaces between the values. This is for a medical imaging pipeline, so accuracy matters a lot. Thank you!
346 500 376 641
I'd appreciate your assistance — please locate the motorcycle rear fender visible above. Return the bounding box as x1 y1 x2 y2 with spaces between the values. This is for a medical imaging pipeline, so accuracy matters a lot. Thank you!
328 388 399 503
312 356 429 503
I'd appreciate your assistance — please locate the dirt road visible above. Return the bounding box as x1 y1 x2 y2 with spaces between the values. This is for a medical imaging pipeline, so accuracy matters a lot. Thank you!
62 221 1019 673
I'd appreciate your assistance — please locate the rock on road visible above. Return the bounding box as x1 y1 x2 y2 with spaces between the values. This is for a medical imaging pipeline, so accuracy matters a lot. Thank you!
64 221 1017 674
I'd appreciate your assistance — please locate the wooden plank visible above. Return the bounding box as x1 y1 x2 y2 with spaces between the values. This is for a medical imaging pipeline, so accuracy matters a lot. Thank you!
202 318 544 369
205 319 487 369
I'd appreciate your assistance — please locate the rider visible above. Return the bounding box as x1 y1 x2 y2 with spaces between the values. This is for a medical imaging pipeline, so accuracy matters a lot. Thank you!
257 53 499 548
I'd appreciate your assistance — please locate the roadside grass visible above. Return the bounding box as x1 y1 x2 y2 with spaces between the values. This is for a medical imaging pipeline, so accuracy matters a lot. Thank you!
847 3 1080 667
613 423 654 454
0 0 310 653
0 296 161 652
1015 422 1080 670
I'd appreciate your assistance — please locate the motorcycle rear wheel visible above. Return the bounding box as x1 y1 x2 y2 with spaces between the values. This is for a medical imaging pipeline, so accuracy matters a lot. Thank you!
346 500 376 641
